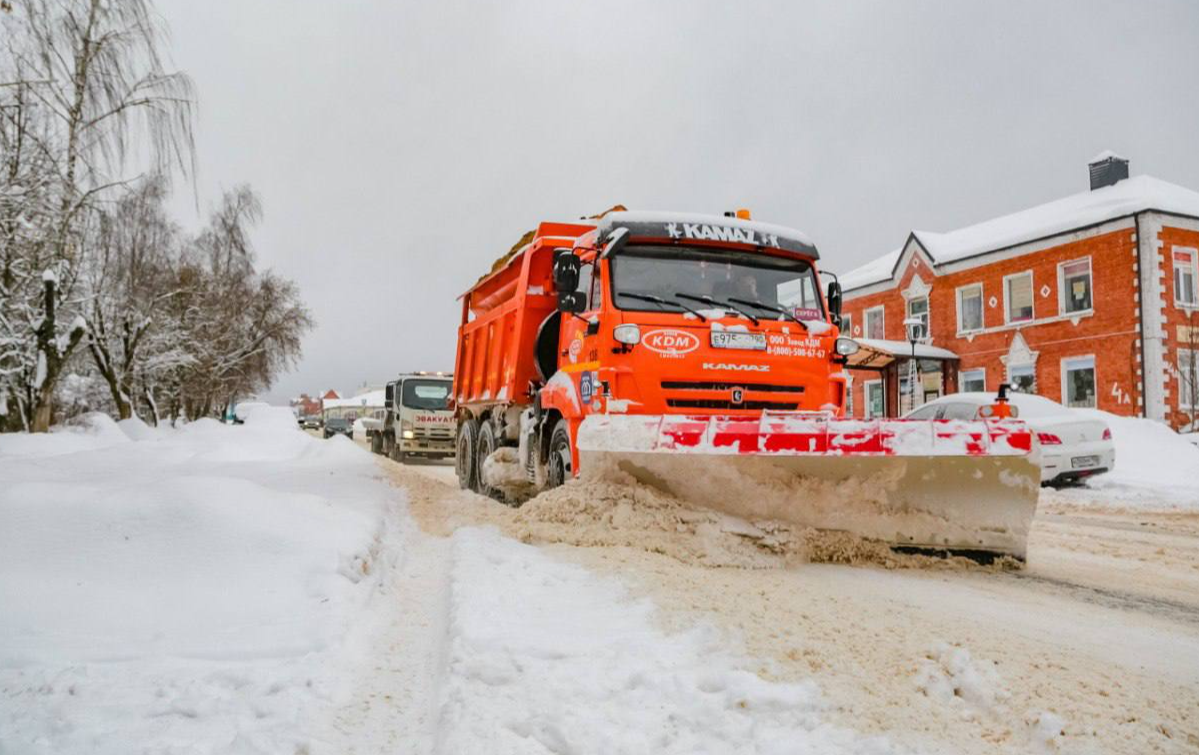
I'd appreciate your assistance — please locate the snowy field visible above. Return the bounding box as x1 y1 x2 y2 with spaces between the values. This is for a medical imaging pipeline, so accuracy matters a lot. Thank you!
2 411 910 753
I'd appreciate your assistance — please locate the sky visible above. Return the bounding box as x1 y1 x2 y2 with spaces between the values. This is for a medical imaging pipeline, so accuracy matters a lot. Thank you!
158 0 1199 402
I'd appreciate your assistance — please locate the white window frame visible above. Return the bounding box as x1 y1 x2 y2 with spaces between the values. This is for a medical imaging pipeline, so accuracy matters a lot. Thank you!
1179 348 1197 410
1173 247 1198 308
956 283 984 334
907 296 930 340
864 379 884 418
1060 355 1097 408
864 306 885 340
1003 270 1035 325
1057 256 1093 316
960 368 986 393
840 312 853 338
845 373 854 416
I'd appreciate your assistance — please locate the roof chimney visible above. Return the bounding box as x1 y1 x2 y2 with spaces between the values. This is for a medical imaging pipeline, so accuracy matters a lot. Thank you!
1088 150 1129 191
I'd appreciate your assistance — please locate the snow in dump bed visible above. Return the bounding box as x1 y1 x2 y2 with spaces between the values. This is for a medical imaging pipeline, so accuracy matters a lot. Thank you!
0 409 399 753
839 174 1199 290
1071 409 1199 508
438 527 896 754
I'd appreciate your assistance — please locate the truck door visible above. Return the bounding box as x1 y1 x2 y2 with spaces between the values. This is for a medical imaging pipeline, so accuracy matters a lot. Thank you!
558 259 602 415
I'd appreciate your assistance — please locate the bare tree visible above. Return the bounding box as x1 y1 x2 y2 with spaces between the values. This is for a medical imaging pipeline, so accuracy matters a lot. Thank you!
1 0 195 430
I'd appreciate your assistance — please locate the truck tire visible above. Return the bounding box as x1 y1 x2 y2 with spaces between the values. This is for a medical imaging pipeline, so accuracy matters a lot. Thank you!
456 418 480 491
546 419 571 489
476 421 501 500
371 432 382 455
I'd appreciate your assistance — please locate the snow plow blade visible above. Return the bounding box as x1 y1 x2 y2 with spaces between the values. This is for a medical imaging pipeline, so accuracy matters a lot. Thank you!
576 414 1042 560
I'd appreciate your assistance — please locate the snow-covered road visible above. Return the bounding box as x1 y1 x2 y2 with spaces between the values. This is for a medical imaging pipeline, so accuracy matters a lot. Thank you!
4 414 1198 754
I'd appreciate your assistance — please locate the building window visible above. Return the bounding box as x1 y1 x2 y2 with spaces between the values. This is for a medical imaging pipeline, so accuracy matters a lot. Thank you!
845 374 854 416
1004 271 1034 324
1062 356 1097 408
907 296 929 340
865 380 884 418
841 313 853 337
960 368 986 393
1175 247 1198 307
1009 364 1036 394
1180 349 1198 411
864 306 885 340
957 284 983 333
1059 258 1092 314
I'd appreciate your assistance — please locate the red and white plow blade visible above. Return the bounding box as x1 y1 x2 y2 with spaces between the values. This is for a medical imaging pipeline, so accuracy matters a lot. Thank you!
577 414 1042 559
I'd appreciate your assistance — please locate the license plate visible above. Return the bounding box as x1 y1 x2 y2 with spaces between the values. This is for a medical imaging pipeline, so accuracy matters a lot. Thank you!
1071 455 1100 469
710 331 767 351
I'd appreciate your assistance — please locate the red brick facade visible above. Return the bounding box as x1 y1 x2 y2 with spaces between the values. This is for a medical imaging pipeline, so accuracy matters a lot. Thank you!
840 215 1199 431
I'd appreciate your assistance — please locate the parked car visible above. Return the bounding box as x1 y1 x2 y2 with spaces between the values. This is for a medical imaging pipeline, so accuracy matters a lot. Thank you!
231 401 270 425
323 417 353 439
903 392 1114 487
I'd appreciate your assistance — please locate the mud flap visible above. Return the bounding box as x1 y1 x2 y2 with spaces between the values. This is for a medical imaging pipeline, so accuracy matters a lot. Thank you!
576 414 1041 559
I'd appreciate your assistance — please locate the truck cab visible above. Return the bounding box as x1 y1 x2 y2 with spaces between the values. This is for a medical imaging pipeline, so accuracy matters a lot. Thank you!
372 372 456 461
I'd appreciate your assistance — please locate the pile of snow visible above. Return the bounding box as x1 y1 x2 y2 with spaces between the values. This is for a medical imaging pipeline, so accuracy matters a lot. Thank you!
1074 409 1199 508
0 412 397 752
438 527 895 754
915 641 1008 713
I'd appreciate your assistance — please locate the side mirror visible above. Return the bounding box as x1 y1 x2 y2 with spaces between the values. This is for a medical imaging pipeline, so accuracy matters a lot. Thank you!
552 250 581 293
557 291 587 314
826 280 843 322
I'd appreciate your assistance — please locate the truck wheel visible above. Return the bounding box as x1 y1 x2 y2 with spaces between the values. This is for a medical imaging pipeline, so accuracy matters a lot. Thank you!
456 418 480 491
546 419 571 489
477 421 501 500
371 432 382 455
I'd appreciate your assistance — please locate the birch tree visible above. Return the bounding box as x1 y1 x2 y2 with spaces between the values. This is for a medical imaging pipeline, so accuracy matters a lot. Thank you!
1 0 194 430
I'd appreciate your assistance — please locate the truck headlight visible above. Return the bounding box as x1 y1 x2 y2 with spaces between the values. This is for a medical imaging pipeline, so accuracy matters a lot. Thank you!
401 429 415 439
834 337 860 356
613 324 641 345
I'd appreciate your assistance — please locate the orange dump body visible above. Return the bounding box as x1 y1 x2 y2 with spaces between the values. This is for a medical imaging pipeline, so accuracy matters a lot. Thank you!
453 221 595 410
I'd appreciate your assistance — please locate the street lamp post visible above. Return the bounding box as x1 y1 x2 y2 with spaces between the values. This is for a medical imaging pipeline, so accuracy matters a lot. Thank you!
903 316 923 414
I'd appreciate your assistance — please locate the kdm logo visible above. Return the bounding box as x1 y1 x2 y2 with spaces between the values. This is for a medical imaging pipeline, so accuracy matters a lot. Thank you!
642 329 700 355
702 363 770 372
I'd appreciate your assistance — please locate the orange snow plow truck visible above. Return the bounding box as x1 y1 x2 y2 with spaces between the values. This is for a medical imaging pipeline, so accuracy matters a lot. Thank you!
452 211 1041 559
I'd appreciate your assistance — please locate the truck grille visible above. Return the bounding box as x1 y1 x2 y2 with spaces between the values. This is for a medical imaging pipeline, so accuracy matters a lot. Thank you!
660 381 804 393
416 428 454 440
666 399 800 411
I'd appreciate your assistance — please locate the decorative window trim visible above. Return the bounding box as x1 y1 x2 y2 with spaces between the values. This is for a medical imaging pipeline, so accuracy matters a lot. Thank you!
1003 270 1035 325
1060 354 1098 409
906 295 930 341
956 283 984 335
1057 256 1094 317
864 305 885 340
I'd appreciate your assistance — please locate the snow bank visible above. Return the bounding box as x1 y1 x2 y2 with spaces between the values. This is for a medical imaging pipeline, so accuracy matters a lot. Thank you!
1072 409 1199 508
0 414 398 753
438 527 896 754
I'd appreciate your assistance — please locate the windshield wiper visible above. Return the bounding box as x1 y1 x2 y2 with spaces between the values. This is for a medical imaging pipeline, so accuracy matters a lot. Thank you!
618 292 707 322
675 293 759 325
728 297 808 330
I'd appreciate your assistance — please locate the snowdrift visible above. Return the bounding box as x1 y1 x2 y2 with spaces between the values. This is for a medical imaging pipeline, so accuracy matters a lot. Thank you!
1074 409 1199 508
0 412 398 752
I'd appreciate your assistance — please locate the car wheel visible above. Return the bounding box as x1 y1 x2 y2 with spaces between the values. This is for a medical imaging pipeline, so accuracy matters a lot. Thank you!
456 418 480 491
546 419 571 489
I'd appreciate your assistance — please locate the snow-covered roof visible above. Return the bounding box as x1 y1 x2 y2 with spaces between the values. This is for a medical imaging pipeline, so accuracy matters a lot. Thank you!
323 389 385 409
1088 149 1127 164
852 338 958 361
839 175 1199 292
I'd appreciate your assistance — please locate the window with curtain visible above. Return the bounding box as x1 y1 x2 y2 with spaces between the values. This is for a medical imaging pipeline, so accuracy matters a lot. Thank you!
957 284 983 333
1060 259 1092 314
1005 272 1034 323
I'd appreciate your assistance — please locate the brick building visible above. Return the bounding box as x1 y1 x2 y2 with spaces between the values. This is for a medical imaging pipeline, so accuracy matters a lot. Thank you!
838 155 1199 430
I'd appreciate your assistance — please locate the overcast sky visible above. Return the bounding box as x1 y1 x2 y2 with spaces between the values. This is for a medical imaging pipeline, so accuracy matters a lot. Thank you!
158 0 1199 402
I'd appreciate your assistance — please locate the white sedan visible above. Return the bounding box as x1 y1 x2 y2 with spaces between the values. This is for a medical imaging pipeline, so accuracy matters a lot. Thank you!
903 392 1115 487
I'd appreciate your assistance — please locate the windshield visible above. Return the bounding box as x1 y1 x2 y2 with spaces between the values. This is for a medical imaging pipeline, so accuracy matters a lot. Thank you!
609 245 824 320
401 379 451 410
